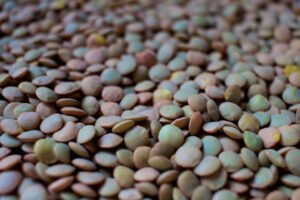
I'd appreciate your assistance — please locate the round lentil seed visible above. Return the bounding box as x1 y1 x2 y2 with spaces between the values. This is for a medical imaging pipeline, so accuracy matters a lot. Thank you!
240 148 259 171
99 178 121 197
48 176 74 192
40 114 63 134
45 164 75 178
258 127 281 148
80 75 102 96
113 165 135 188
238 113 260 133
194 156 222 176
134 167 159 182
53 143 71 163
177 170 200 197
0 171 23 195
21 184 47 200
98 133 123 148
219 151 243 172
0 155 21 171
71 158 96 171
76 125 95 144
124 126 149 150
94 151 118 168
285 149 300 176
219 102 242 121
202 136 222 156
34 138 57 164
159 105 183 119
175 145 201 168
158 125 184 148
251 167 274 189
77 172 104 185
201 168 227 191
248 94 270 112
116 149 134 168
243 131 263 152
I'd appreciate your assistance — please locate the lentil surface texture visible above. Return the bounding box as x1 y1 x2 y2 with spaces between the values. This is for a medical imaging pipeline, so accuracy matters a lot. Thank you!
0 0 300 199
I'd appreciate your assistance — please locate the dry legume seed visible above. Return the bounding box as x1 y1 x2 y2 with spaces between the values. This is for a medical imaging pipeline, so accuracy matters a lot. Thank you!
248 94 270 112
34 138 57 164
240 148 259 171
148 155 173 171
134 167 160 182
45 164 75 178
40 114 63 134
177 170 200 197
266 190 288 200
212 189 238 200
48 176 74 192
191 185 212 200
124 126 149 150
80 75 102 96
203 121 224 133
194 155 222 177
71 182 97 198
68 142 89 158
116 149 134 168
243 131 263 152
98 133 123 148
201 168 228 191
76 125 95 144
53 143 71 163
265 149 286 168
238 113 260 133
285 149 300 176
133 146 151 169
219 151 243 173
135 182 158 197
0 155 21 171
119 188 143 200
77 171 104 185
0 171 23 195
230 168 254 181
97 116 123 129
114 165 135 188
222 126 242 140
112 120 135 134
99 178 121 197
258 127 281 148
53 121 78 142
279 125 300 146
189 111 203 135
21 184 47 200
158 125 184 148
1 119 23 135
175 145 201 168
36 87 57 103
188 94 207 112
251 167 274 189
172 187 187 200
219 102 242 121
202 136 222 156
219 137 240 152
94 151 118 168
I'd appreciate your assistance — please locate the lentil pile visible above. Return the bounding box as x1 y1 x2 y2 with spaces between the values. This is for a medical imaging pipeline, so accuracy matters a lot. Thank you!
1 0 300 199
